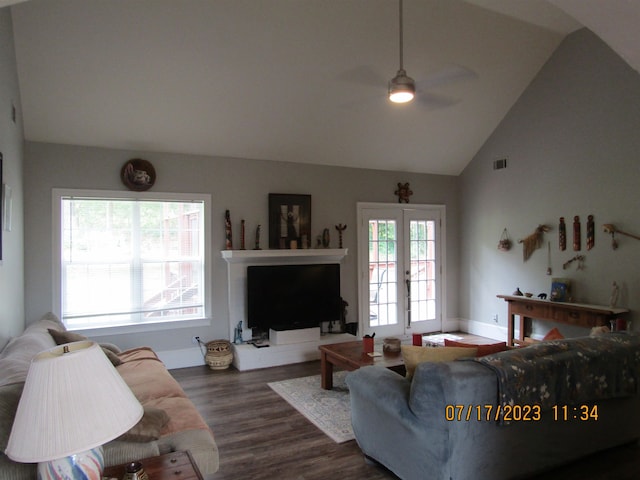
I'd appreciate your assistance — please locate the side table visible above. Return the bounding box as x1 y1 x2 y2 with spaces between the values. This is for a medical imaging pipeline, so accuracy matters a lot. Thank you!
103 450 203 480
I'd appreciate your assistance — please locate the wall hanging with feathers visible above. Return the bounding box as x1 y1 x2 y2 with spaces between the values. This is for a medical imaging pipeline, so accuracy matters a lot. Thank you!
518 224 551 261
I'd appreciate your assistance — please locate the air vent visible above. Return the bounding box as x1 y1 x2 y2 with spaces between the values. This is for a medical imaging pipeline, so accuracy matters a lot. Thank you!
493 158 507 170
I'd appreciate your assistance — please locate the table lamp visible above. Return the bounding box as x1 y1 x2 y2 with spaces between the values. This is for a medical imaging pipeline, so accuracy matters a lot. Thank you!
5 340 143 479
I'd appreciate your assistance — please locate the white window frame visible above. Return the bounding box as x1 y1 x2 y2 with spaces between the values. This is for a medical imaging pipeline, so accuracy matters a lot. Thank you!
52 188 212 336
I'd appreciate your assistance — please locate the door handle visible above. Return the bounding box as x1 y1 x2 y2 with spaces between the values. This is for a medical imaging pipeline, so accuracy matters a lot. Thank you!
406 272 411 327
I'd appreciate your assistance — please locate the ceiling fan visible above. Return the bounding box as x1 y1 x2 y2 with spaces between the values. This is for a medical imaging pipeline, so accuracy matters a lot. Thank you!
338 0 477 110
388 0 415 103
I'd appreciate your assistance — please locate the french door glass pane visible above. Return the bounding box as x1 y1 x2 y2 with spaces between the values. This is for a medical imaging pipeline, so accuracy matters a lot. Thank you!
368 220 398 327
410 220 436 321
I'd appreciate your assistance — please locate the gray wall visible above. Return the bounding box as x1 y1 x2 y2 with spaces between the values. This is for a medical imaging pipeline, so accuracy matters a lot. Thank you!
459 28 640 336
23 142 460 353
0 8 24 348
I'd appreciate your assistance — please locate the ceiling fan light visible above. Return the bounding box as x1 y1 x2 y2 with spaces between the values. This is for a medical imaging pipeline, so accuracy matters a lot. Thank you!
388 70 415 103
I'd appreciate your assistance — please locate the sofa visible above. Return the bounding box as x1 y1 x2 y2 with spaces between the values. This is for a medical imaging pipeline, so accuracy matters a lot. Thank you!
346 334 640 480
0 313 219 479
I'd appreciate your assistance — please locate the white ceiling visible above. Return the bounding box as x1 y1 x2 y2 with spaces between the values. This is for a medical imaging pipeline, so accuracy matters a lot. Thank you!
7 1 639 175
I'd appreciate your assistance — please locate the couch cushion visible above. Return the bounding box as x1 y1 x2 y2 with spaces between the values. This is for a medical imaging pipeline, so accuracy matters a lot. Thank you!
116 348 210 436
444 339 509 356
401 345 478 380
48 329 123 366
0 383 23 452
117 406 170 442
0 313 62 386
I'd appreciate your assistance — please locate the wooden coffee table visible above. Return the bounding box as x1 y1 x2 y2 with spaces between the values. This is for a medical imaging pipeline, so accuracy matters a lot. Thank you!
318 340 405 389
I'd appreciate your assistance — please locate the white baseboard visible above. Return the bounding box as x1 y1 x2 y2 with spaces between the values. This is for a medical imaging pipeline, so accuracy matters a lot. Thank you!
157 346 206 370
457 318 508 342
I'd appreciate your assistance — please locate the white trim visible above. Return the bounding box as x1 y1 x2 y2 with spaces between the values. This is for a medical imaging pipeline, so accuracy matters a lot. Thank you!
157 346 207 370
457 317 509 342
52 188 212 334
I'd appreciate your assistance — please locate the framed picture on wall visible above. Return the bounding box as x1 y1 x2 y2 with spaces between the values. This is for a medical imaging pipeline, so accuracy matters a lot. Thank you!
268 193 311 249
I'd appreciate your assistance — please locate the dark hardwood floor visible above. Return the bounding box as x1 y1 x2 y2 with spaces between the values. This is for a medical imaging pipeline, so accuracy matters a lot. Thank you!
171 336 640 480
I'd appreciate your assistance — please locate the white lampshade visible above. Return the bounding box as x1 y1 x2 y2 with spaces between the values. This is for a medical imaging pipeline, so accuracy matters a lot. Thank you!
5 341 143 463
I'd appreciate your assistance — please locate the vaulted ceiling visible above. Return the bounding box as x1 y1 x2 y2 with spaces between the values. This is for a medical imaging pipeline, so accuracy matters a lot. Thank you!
7 1 640 175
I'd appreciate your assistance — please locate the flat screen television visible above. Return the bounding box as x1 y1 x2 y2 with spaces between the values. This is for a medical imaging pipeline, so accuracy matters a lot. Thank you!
247 263 341 333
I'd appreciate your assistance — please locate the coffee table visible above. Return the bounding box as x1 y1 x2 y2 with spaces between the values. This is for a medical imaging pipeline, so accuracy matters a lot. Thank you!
318 340 405 390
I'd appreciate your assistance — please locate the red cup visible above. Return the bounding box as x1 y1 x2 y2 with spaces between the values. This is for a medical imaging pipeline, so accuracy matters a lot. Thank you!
616 318 627 331
363 336 374 353
412 333 423 346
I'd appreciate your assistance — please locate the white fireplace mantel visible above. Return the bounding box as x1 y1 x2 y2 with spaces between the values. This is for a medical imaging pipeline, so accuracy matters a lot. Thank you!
221 248 347 264
221 248 349 369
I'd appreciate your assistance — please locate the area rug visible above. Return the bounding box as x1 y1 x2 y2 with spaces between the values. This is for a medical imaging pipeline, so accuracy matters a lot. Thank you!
268 370 354 443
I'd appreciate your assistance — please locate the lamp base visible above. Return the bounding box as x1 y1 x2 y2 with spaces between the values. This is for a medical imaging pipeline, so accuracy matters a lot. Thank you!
38 446 104 480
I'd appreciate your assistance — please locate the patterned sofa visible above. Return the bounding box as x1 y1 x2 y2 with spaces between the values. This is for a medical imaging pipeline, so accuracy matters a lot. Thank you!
346 334 640 480
0 313 219 479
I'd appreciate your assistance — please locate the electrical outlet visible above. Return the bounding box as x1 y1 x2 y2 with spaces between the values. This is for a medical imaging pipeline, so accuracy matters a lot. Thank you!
192 336 200 345
492 314 499 323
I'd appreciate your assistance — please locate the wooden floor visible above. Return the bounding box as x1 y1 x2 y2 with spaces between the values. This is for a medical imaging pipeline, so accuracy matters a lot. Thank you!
171 334 640 480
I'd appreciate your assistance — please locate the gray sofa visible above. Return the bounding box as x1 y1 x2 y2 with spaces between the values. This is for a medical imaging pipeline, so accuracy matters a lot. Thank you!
0 313 219 479
346 334 640 480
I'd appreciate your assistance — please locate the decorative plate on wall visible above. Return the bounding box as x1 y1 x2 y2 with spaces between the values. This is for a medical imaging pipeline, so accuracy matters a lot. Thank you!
120 158 156 191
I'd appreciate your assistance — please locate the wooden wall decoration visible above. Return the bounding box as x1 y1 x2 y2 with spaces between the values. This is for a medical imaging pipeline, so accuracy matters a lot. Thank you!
587 215 595 250
558 217 566 251
573 216 581 251
518 224 550 261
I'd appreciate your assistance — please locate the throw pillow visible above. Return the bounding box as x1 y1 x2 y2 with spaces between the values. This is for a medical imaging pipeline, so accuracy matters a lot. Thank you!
542 327 564 341
47 328 87 345
443 339 509 357
117 406 170 442
47 329 122 366
401 345 478 380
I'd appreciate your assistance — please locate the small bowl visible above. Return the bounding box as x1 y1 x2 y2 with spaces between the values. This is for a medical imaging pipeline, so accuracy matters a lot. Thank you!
383 337 401 353
524 292 533 298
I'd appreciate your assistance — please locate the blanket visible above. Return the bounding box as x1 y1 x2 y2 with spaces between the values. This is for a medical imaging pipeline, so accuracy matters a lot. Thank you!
475 333 640 412
116 347 210 437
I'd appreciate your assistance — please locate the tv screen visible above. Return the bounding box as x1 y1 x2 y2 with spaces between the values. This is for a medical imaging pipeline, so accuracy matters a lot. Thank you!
247 263 341 332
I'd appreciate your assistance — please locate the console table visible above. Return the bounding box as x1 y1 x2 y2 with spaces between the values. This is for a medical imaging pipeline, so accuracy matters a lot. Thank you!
497 294 629 346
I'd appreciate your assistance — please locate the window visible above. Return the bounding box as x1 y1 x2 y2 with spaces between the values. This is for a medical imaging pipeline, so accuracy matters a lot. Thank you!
53 189 211 331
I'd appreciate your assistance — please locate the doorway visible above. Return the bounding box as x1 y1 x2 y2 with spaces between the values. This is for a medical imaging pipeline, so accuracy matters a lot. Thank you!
357 203 445 339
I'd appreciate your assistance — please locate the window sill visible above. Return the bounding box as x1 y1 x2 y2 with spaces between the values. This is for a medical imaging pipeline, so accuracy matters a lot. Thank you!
68 317 211 338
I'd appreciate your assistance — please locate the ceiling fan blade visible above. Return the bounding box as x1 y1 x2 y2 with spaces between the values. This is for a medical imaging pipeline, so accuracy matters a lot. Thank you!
337 65 387 88
415 91 460 110
417 64 478 90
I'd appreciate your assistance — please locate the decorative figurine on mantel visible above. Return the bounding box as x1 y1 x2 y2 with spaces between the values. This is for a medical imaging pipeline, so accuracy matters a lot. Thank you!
240 219 246 250
225 210 233 250
335 223 347 248
254 224 262 250
395 182 413 203
322 228 331 248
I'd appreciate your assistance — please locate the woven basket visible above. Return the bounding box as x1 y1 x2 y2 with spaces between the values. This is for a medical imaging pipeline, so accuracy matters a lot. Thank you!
205 340 233 370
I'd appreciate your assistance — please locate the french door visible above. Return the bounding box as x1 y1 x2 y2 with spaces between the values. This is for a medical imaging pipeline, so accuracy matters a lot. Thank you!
358 203 444 338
